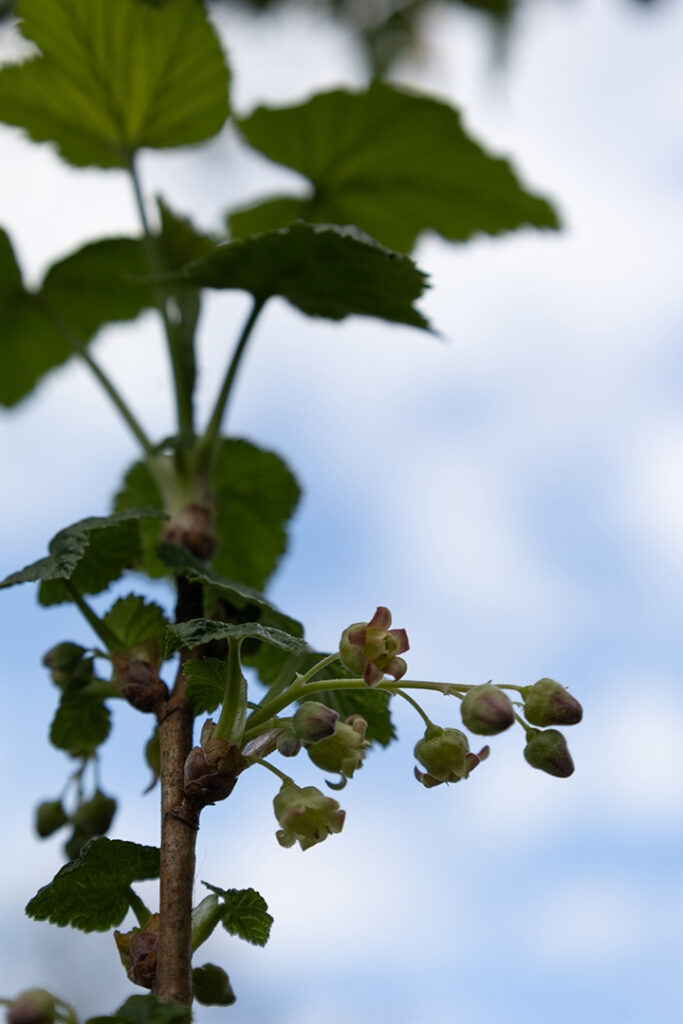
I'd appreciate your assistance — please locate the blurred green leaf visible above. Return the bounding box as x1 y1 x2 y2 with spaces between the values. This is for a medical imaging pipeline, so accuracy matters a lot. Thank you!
87 995 191 1024
26 837 160 932
179 223 431 329
230 83 559 252
0 508 166 598
0 0 230 168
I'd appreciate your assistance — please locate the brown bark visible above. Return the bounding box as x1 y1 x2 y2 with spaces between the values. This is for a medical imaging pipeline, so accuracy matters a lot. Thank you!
154 576 204 1005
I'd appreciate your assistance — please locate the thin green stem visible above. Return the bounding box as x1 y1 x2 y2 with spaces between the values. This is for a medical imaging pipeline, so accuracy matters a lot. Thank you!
62 581 125 651
514 711 534 735
252 758 294 784
395 689 434 727
212 637 247 744
126 887 152 928
38 299 154 455
128 154 194 439
198 296 266 467
247 651 341 727
245 676 471 733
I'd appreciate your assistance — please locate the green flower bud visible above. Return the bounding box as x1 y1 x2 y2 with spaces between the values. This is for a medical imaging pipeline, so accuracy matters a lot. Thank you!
306 716 369 778
192 964 236 1006
523 728 574 777
72 790 117 837
460 684 515 735
273 782 345 851
7 991 56 1024
414 725 470 782
35 800 68 838
523 678 583 727
63 827 89 861
292 702 339 742
42 643 91 690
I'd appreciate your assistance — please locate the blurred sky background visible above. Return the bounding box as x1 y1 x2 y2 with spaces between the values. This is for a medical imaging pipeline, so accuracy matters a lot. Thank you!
1 0 683 1022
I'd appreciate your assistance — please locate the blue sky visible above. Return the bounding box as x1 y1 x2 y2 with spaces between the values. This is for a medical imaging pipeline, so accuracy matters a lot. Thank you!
1 1 683 1022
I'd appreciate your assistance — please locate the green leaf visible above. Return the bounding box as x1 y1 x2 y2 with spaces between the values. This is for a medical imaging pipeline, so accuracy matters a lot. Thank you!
212 439 301 590
113 462 167 578
0 508 166 597
26 837 160 932
184 658 230 715
86 995 191 1024
230 82 559 252
156 543 303 640
103 595 169 654
165 619 306 658
50 689 111 756
40 237 153 342
180 222 430 329
202 883 273 947
0 227 68 407
0 0 230 168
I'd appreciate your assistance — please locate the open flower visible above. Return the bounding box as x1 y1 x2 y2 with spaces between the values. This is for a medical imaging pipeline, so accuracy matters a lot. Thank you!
273 782 345 851
339 606 409 686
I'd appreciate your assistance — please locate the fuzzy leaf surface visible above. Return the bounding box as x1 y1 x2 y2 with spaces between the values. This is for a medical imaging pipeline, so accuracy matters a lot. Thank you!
231 82 559 252
166 619 306 658
184 658 230 715
103 595 169 653
26 837 160 932
0 509 165 596
180 222 430 328
202 883 273 947
0 0 229 168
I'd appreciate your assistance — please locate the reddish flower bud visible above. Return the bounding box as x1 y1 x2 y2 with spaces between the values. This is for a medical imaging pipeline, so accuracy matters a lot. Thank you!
460 684 515 735
112 653 168 713
7 991 56 1024
339 606 409 686
127 914 160 989
523 678 583 727
276 729 302 757
183 747 239 804
273 782 345 851
292 702 339 742
523 728 574 778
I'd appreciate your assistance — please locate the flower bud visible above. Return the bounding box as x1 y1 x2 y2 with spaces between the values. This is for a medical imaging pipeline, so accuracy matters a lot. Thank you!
192 964 236 1006
127 914 159 989
276 729 302 757
273 782 345 851
7 991 56 1024
63 827 89 861
183 747 239 804
339 606 409 686
42 643 91 690
414 725 470 782
305 716 369 778
112 653 168 713
292 702 339 742
460 684 515 736
35 800 68 838
523 678 583 727
523 728 574 778
72 790 117 837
